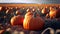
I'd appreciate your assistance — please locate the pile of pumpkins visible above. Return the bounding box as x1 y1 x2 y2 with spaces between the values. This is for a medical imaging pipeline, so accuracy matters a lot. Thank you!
41 6 60 19
10 11 45 30
10 6 60 30
0 6 60 31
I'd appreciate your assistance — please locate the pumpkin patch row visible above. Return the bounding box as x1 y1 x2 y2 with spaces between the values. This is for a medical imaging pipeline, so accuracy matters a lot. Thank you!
0 6 60 31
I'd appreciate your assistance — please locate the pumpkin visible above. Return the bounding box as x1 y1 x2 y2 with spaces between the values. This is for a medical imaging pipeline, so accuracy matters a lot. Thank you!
0 30 5 34
59 6 60 9
49 9 56 19
1 6 7 12
41 8 48 14
6 9 13 14
0 6 7 12
25 12 33 18
49 7 60 19
26 8 31 12
0 7 2 11
32 8 35 12
23 12 45 30
17 8 26 15
10 15 24 26
16 10 21 15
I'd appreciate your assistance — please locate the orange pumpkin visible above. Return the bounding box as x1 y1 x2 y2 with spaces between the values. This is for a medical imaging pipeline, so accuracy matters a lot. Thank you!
16 10 21 15
0 7 2 11
0 30 4 34
32 8 35 12
6 9 13 14
41 8 48 14
10 15 24 26
1 6 7 12
23 12 45 30
26 8 31 12
49 9 56 19
49 7 60 19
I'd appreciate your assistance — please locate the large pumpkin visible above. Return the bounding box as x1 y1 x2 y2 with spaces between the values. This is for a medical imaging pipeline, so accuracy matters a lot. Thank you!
10 15 24 26
23 12 45 30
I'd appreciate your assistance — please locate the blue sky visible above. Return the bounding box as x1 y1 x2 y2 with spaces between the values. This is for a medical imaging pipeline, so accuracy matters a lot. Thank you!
0 0 60 4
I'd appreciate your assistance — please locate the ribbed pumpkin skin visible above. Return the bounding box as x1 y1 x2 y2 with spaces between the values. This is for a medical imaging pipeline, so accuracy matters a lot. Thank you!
10 15 24 26
23 12 45 30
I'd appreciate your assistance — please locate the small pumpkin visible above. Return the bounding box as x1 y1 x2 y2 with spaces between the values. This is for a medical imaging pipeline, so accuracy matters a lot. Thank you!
0 6 7 12
0 30 5 34
26 8 31 12
6 9 14 14
17 8 26 15
23 12 45 30
16 10 21 15
41 8 48 14
32 8 35 12
10 15 24 26
1 6 7 12
49 9 56 19
49 7 60 19
0 7 2 11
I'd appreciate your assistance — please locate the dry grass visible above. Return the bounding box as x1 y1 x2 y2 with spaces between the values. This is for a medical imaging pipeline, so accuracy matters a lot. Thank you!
0 4 60 7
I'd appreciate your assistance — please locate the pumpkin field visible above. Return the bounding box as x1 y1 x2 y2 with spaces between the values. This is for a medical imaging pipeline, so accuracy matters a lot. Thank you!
0 4 60 34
